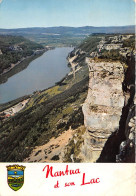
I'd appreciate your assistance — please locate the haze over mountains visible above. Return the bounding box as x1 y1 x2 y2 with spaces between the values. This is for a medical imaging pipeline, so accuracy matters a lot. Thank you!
0 25 135 36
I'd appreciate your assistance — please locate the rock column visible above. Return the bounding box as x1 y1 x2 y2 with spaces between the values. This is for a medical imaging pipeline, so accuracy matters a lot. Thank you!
82 58 125 162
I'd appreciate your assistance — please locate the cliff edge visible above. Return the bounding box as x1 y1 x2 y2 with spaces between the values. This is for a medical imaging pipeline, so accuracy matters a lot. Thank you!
81 34 135 163
82 59 125 162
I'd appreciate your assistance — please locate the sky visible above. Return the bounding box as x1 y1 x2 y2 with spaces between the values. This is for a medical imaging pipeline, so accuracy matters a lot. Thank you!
0 0 135 29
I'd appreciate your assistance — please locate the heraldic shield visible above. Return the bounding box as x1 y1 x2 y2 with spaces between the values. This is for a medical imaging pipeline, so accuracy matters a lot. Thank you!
6 165 26 191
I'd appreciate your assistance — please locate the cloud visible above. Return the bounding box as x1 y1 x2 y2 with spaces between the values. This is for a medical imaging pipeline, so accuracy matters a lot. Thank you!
133 0 136 2
0 0 3 4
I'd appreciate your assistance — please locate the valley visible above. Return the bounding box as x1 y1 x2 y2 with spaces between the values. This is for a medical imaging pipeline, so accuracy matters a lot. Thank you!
0 32 135 163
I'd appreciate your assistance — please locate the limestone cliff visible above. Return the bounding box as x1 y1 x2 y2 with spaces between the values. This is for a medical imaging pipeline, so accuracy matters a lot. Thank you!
81 49 135 162
82 59 125 162
67 34 135 163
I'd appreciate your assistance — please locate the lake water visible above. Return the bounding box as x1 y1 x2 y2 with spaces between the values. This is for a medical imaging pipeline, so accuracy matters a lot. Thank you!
0 47 73 104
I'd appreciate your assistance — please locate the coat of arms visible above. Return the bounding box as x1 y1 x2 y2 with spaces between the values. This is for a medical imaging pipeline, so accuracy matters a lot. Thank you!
6 165 26 191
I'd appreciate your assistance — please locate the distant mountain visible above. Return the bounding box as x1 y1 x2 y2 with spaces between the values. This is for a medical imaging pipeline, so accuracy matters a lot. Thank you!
0 25 135 36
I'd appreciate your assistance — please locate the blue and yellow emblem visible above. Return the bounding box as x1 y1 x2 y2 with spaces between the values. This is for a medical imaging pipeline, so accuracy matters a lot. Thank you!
6 165 26 191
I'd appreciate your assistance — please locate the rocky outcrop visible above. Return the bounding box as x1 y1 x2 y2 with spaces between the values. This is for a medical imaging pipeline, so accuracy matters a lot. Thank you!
67 49 86 78
82 58 125 162
67 35 135 163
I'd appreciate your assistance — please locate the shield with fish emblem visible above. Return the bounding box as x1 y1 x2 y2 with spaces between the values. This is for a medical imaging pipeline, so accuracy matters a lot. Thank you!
7 165 26 191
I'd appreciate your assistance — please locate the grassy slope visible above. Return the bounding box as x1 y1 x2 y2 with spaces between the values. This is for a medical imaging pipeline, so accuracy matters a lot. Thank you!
0 62 89 162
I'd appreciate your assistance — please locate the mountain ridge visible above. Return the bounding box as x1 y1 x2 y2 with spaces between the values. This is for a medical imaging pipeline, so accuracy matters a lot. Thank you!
0 25 135 35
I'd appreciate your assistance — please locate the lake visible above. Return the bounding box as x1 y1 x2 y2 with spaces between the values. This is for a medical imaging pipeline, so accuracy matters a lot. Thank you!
0 47 73 104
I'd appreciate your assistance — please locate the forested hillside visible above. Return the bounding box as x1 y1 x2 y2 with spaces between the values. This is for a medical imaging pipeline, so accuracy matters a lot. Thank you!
0 35 44 74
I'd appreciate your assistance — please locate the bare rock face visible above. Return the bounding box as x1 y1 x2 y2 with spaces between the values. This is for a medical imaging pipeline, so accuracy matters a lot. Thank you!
82 58 125 162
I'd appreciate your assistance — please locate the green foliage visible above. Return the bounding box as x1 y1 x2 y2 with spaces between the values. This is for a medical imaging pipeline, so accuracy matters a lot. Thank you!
122 35 135 49
27 34 84 47
64 126 86 162
99 49 126 62
0 35 44 74
100 49 120 60
78 35 101 53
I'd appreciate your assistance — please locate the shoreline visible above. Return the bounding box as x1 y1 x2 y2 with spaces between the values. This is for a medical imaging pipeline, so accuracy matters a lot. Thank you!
0 47 74 109
0 48 48 85
0 46 73 85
